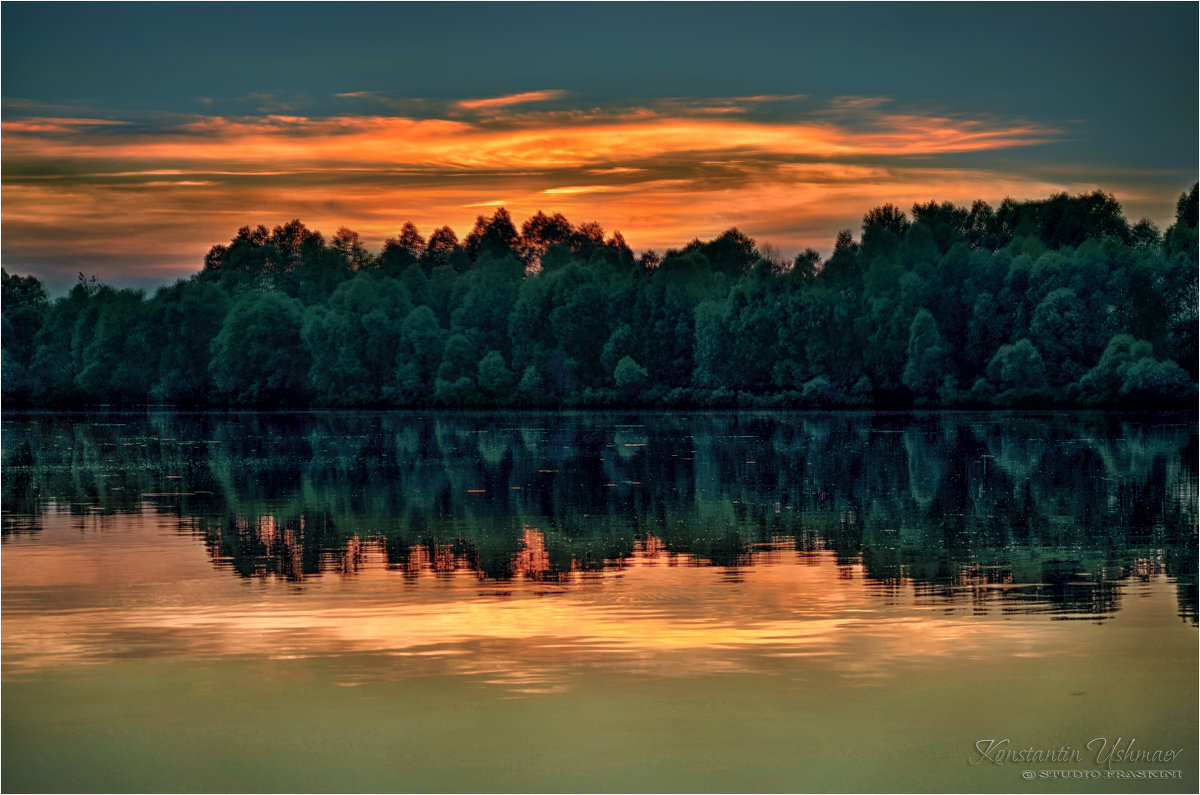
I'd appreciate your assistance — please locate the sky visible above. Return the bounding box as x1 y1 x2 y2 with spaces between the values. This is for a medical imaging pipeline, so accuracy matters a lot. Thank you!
2 1 1196 292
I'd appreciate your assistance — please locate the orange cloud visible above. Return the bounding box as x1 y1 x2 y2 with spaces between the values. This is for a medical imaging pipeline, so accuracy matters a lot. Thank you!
1 117 130 134
829 96 892 111
455 89 567 111
1 97 1176 285
587 167 644 175
1 111 1057 174
543 185 622 195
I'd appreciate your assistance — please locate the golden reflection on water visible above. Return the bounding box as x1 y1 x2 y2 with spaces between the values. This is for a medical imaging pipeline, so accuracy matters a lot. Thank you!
4 413 1197 793
2 506 1167 695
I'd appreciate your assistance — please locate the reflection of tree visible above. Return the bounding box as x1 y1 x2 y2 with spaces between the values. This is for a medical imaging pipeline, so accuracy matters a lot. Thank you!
195 511 350 581
0 439 42 534
2 411 1195 621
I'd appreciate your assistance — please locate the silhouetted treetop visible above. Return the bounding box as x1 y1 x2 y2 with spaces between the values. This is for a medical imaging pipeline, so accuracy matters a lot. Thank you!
3 188 1195 410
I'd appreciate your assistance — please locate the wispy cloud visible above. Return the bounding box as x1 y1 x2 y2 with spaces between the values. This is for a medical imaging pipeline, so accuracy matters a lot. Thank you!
3 94 1180 286
587 167 645 175
1 117 130 134
543 185 623 195
455 90 567 111
733 94 807 103
1 108 1059 171
828 96 892 111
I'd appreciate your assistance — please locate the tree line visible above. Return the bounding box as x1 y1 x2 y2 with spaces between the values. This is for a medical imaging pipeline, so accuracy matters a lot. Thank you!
2 185 1197 409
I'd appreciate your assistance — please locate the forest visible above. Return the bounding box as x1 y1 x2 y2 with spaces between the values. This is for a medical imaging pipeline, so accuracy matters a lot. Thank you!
2 185 1197 409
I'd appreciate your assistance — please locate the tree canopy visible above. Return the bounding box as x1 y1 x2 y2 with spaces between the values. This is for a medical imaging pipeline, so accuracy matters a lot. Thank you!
3 187 1196 409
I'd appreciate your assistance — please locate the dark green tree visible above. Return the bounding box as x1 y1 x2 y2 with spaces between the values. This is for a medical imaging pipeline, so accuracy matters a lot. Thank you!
902 308 949 402
209 290 312 405
0 270 49 403
477 350 516 399
613 355 649 399
985 339 1050 405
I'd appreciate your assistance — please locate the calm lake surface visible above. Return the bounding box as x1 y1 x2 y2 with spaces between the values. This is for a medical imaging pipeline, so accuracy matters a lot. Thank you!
2 411 1196 793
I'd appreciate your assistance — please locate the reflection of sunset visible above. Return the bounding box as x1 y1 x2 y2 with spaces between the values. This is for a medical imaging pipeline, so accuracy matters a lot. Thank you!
3 410 1194 701
1 507 1149 690
514 527 551 578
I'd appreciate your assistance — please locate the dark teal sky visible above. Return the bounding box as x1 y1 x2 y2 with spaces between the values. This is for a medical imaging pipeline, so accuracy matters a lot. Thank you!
2 2 1196 289
5 2 1194 162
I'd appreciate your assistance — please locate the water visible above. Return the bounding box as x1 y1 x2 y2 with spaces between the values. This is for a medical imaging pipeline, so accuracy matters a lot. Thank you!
2 411 1196 792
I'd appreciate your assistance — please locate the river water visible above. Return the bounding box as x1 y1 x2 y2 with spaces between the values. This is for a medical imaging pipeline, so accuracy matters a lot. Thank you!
2 411 1195 792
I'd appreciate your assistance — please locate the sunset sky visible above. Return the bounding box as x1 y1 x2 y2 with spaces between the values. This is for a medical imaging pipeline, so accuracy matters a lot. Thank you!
2 2 1196 292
